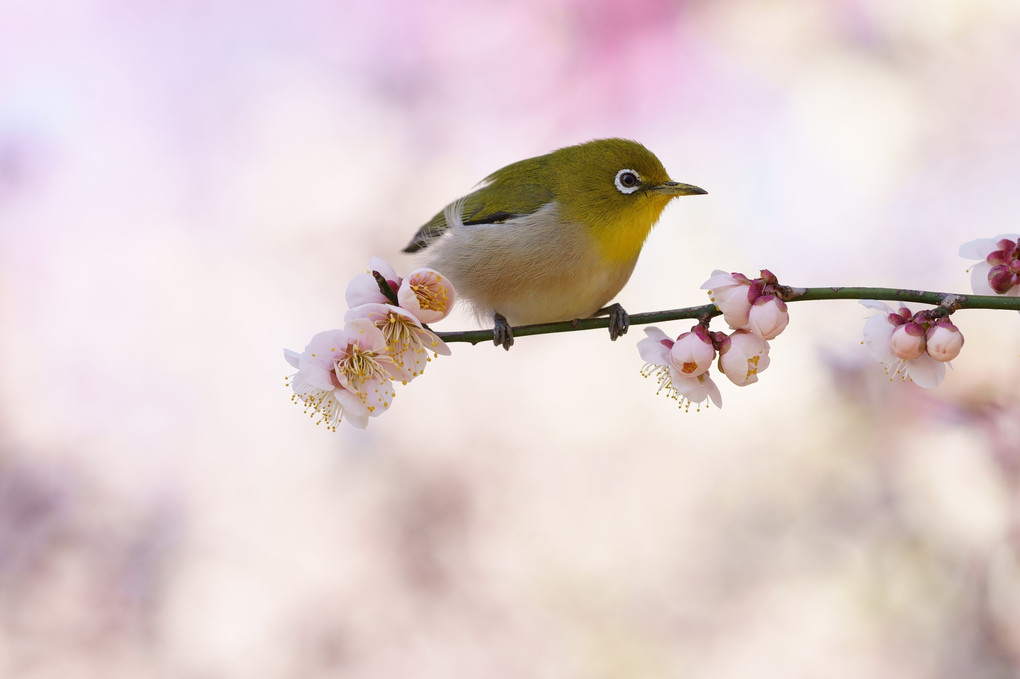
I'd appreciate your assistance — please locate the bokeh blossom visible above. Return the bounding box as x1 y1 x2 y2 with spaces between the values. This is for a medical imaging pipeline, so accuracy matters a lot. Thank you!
960 234 1020 298
860 301 963 388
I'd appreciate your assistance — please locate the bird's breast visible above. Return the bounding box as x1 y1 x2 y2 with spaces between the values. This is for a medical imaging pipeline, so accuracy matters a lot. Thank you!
423 202 640 325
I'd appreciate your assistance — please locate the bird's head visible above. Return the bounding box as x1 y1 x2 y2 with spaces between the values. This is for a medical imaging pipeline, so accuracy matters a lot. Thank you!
549 138 706 263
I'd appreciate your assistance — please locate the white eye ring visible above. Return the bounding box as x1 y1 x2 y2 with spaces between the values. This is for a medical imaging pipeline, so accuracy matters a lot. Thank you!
614 169 641 194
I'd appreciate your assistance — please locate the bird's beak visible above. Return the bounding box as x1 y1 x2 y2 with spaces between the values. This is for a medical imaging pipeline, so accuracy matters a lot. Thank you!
650 181 707 196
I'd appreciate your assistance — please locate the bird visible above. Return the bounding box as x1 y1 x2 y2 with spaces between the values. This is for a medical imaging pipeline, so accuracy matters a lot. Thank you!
402 138 706 349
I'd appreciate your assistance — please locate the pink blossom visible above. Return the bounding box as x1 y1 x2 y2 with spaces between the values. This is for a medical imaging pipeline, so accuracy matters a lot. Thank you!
284 318 407 430
860 301 946 388
346 303 451 379
668 325 716 377
717 330 771 386
639 326 722 410
397 268 457 324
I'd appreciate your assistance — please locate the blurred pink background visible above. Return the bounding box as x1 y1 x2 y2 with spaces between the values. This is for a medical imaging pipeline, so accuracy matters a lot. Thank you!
2 1 1020 677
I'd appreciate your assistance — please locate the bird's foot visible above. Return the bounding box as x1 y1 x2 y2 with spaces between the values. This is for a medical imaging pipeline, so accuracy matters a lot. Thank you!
493 312 514 350
596 303 630 341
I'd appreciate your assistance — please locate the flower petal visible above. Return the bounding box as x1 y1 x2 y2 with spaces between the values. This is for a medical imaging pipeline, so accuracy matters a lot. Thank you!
345 317 388 354
335 389 371 428
958 237 1002 260
638 327 671 365
859 300 893 313
358 374 396 415
700 270 738 290
346 302 421 327
969 262 995 295
368 257 398 281
906 354 946 388
643 326 672 344
415 327 451 356
862 312 896 363
300 362 338 392
705 376 723 408
345 272 390 308
304 328 350 359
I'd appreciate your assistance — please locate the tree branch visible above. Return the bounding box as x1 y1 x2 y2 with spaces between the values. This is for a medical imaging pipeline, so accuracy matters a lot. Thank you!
433 288 1020 345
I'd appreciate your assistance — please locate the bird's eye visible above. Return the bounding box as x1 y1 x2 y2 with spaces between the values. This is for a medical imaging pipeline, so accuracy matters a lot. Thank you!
614 169 641 194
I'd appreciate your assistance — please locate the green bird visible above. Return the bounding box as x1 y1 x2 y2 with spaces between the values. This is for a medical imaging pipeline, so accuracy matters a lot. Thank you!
404 138 706 348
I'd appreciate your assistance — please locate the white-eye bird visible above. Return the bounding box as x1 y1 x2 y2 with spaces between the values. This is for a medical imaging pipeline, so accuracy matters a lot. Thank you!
403 138 706 348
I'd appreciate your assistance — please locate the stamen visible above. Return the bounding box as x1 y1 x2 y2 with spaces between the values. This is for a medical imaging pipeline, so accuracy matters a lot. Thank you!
412 282 448 312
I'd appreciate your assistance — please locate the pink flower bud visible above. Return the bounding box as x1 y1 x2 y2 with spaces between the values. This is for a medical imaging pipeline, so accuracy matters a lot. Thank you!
890 322 926 360
988 265 1019 294
987 250 1007 266
747 295 789 340
997 237 1019 255
925 321 964 362
669 325 716 377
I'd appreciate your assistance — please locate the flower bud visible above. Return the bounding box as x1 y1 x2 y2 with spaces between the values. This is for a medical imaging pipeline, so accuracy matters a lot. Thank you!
669 325 716 377
925 321 964 362
890 322 926 360
747 295 789 340
988 265 1019 295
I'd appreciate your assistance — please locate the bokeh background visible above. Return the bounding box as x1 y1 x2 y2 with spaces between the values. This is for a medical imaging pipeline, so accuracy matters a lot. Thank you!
2 0 1020 677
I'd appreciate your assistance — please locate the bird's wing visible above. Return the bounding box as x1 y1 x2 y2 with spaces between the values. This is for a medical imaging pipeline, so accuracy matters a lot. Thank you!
402 180 554 253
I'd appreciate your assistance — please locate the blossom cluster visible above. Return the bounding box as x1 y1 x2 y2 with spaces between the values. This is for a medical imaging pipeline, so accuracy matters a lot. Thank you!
284 258 455 430
638 269 791 410
636 234 1020 405
860 302 963 387
854 234 1020 388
